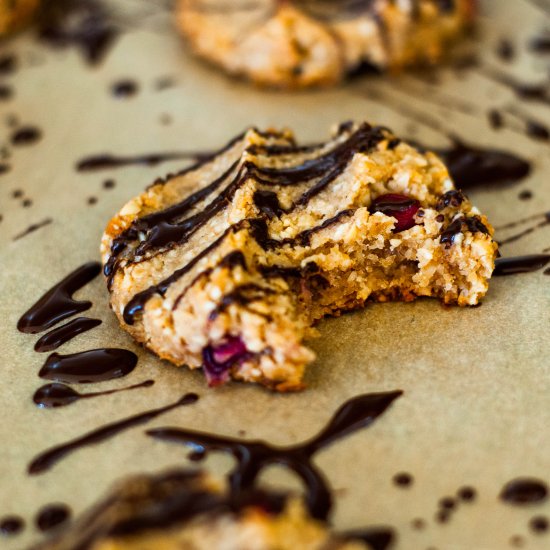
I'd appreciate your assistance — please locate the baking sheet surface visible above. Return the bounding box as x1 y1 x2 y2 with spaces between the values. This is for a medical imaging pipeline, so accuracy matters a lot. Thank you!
1 1 549 549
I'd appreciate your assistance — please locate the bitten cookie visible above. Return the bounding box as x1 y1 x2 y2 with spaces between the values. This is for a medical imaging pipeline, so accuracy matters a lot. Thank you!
33 469 369 550
101 122 498 391
176 0 476 88
0 0 40 36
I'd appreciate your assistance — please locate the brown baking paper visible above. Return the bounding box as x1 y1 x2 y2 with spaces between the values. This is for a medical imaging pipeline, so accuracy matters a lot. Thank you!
1 2 549 549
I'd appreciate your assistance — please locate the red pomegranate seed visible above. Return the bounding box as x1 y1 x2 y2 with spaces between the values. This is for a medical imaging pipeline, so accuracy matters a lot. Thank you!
202 336 249 387
370 194 420 232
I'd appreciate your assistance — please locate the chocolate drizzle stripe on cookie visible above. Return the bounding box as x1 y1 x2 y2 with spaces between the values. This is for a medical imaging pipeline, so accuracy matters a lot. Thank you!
113 124 386 323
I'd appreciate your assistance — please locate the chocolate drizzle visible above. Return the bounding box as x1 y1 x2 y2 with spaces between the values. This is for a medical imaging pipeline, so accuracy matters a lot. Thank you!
76 151 209 171
253 189 285 218
440 216 489 246
122 223 244 324
28 393 199 475
148 390 402 519
493 255 550 276
33 380 154 409
364 97 531 190
103 158 240 288
121 206 366 325
17 262 101 334
171 250 248 312
498 211 550 246
38 349 138 384
12 218 53 241
208 284 275 321
294 209 355 246
433 139 531 189
34 317 102 352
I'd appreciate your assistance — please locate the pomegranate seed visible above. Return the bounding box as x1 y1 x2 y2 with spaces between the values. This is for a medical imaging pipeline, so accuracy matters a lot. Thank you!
202 336 249 387
370 194 420 232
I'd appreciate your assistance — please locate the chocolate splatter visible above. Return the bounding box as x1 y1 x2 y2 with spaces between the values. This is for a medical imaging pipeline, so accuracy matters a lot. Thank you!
17 262 101 334
148 391 402 520
13 218 52 241
393 472 413 488
111 79 139 98
35 503 71 532
11 126 42 146
529 516 549 534
518 190 533 201
433 139 531 189
500 478 548 505
0 516 24 537
37 0 119 65
76 151 210 171
493 255 550 276
28 393 199 475
38 349 138 384
33 380 154 409
457 486 477 502
34 318 102 352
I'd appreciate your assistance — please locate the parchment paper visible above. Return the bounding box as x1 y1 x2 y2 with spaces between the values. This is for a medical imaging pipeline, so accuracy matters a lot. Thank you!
1 2 549 549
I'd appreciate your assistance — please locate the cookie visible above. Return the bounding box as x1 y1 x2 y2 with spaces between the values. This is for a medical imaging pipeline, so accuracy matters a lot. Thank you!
33 469 369 550
0 0 40 36
176 0 475 88
101 122 497 391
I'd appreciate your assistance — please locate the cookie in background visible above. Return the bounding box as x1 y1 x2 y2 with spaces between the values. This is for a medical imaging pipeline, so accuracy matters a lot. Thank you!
176 0 476 88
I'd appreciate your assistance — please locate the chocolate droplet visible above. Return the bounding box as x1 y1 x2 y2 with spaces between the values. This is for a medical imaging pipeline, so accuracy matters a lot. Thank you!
35 504 71 532
500 478 548 505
